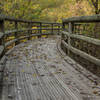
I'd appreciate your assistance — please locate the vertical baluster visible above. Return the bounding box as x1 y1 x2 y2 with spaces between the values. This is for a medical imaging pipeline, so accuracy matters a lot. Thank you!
38 22 42 38
58 24 60 35
68 22 73 55
62 23 65 39
0 20 5 47
30 23 32 40
0 20 5 56
28 22 31 40
0 19 5 95
40 23 42 34
62 23 67 53
51 23 53 34
62 22 65 34
62 23 65 29
15 21 19 45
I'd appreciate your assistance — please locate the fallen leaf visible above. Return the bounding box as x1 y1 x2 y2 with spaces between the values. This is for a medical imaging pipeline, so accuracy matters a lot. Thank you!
33 73 37 77
22 70 25 73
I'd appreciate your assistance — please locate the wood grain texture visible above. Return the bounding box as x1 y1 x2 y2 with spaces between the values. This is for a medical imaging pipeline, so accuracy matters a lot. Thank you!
1 36 100 100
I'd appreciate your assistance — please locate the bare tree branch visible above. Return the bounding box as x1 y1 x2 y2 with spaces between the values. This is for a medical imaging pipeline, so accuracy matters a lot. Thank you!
91 0 96 8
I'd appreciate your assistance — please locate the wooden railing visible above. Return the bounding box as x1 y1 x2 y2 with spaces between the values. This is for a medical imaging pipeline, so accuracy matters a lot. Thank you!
0 15 62 91
0 14 100 85
61 14 100 71
0 15 61 60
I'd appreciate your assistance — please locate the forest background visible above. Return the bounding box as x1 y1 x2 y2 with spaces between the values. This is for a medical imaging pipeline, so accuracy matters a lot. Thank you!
0 0 100 22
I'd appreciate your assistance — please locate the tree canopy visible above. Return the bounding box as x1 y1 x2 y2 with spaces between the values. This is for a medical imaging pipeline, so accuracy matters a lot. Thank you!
0 0 99 22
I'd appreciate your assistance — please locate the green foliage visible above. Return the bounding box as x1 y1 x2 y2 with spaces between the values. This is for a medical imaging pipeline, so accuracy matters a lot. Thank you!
0 0 94 22
86 0 100 14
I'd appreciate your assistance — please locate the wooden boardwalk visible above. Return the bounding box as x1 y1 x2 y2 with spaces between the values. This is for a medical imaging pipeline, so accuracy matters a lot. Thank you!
1 36 100 100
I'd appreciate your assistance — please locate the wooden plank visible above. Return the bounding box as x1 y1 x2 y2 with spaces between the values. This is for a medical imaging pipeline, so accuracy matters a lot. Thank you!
1 36 100 100
62 31 100 46
62 40 100 66
63 14 100 23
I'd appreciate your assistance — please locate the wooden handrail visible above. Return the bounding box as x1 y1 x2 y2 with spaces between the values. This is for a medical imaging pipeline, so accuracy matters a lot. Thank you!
0 14 40 23
1 13 100 68
0 14 61 24
61 14 100 67
0 14 62 59
62 14 100 23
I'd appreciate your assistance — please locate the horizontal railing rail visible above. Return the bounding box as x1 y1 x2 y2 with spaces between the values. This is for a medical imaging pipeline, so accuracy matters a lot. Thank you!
62 31 100 46
0 14 61 24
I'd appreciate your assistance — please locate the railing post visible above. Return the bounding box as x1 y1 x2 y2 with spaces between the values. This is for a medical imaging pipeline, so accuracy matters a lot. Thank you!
62 22 67 53
40 23 42 34
51 23 53 34
30 23 32 40
15 21 19 45
28 22 31 40
68 22 73 55
62 23 65 39
62 23 65 30
0 20 5 57
38 22 42 38
0 20 5 52
58 24 60 35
